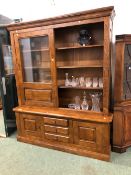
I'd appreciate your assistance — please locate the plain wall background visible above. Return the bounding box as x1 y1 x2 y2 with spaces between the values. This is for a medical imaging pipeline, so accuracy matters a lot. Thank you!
0 0 130 35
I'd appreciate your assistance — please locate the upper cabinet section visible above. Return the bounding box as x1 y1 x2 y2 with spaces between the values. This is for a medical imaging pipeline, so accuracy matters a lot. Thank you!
19 35 51 83
115 35 131 103
8 6 114 110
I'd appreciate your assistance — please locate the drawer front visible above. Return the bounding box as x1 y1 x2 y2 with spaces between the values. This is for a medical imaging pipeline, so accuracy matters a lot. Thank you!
44 125 69 136
43 117 68 127
44 117 56 125
43 116 73 143
44 125 57 133
56 118 68 127
45 133 69 143
57 127 69 135
45 133 57 141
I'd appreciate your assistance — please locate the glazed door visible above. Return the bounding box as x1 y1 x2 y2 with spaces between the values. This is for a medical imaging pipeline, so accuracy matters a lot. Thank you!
14 29 57 107
123 44 131 100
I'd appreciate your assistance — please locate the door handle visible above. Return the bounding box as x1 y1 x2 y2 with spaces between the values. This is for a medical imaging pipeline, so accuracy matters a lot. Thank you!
2 77 6 95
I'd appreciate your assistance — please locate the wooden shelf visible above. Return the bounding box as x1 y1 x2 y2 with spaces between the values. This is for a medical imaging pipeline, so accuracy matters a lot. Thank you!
56 44 103 50
58 86 103 90
57 65 103 69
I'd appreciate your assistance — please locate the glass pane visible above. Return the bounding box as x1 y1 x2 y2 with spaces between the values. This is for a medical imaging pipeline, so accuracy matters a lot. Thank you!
2 45 14 75
19 36 51 83
123 44 131 100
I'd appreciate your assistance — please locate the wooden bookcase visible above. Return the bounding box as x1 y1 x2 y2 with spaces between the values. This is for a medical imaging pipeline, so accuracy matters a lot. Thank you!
7 6 115 161
113 35 131 153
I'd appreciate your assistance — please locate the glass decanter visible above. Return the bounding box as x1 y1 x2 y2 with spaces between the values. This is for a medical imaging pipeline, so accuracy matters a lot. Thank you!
74 96 81 110
71 76 77 87
90 93 102 112
65 73 70 86
81 91 89 110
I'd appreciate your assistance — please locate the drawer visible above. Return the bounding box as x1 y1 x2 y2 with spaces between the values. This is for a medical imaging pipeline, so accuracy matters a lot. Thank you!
57 135 69 143
44 117 56 125
44 125 57 133
44 117 68 127
44 125 69 136
57 127 69 135
45 133 69 143
56 118 68 127
45 133 57 141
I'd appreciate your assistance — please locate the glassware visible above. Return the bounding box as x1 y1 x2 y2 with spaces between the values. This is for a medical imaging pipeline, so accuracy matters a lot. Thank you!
71 76 77 87
79 77 85 87
98 77 103 88
85 77 92 87
65 73 70 86
92 77 98 88
74 96 81 110
75 78 79 87
81 91 89 110
68 104 75 109
90 93 102 112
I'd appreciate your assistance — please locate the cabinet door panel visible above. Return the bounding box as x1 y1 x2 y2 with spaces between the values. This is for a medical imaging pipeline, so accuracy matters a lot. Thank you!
73 121 110 153
20 114 42 138
14 29 58 107
25 89 52 101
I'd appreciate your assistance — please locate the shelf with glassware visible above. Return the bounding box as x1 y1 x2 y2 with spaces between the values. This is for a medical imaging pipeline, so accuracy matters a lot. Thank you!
55 23 104 113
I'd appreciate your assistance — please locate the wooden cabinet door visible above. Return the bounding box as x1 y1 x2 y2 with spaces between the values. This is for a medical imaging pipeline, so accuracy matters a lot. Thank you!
13 29 57 107
73 121 110 154
20 114 42 138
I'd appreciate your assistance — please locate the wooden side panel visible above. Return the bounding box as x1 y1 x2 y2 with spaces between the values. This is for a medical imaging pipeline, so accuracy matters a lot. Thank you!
103 16 112 114
114 42 125 103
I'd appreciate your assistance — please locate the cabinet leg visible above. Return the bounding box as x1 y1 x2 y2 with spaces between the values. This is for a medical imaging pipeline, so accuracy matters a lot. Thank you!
112 146 127 153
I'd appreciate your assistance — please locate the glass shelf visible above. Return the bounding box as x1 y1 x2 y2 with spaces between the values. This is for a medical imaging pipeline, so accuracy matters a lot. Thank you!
21 48 49 53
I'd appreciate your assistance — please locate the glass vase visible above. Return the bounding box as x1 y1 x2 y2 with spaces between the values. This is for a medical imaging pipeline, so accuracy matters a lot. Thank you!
81 91 89 110
90 93 101 112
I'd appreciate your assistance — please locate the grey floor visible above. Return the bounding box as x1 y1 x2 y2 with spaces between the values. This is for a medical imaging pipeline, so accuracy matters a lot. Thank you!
0 110 6 137
0 133 131 175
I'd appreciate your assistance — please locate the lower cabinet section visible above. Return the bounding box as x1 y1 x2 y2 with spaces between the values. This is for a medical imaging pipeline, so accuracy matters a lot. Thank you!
113 104 131 153
15 110 111 161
